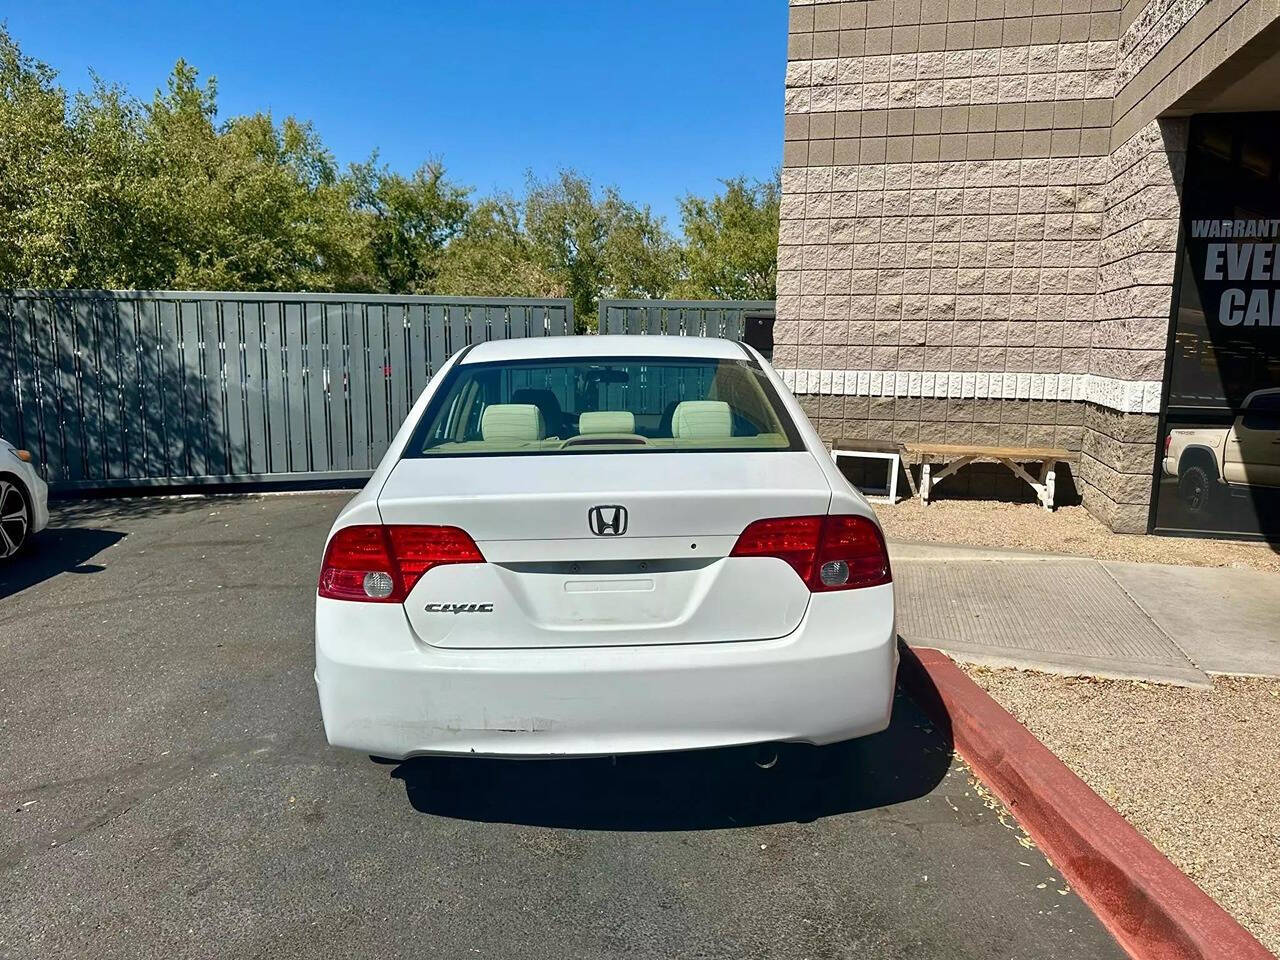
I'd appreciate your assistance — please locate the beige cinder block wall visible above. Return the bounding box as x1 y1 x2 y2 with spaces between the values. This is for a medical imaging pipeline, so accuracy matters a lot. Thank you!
780 0 1280 533
1083 117 1184 533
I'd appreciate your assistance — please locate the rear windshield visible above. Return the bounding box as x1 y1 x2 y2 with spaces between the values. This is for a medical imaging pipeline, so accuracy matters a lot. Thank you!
404 355 802 457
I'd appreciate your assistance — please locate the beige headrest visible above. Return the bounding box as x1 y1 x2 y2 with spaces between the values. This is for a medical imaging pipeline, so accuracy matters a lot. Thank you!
578 411 636 435
671 400 732 440
481 404 545 442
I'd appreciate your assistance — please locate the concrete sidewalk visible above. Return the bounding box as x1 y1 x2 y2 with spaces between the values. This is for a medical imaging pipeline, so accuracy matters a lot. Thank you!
890 541 1280 686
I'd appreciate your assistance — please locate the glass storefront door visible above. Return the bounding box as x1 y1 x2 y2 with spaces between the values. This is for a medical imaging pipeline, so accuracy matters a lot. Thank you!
1154 113 1280 540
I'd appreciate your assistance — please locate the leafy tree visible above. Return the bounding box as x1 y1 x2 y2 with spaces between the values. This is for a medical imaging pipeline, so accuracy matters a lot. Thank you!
0 27 78 287
348 157 470 294
141 63 369 292
66 77 173 288
523 170 678 329
0 27 783 313
676 174 780 301
603 201 679 303
0 35 378 292
435 195 562 299
522 171 611 327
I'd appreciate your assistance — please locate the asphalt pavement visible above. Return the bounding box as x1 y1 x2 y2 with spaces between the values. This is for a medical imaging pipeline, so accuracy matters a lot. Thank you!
0 492 1124 959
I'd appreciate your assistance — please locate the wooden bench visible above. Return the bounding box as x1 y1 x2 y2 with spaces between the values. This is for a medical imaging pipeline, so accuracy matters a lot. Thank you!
903 443 1077 511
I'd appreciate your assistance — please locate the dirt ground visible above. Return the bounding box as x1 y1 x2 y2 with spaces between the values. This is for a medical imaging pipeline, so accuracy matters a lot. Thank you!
964 666 1280 955
874 499 1280 573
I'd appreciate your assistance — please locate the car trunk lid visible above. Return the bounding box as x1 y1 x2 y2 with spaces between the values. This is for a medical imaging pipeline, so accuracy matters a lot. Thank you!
379 452 831 648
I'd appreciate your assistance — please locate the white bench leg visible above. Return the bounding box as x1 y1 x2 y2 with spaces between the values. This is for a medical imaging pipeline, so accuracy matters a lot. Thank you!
920 462 932 504
1036 460 1056 511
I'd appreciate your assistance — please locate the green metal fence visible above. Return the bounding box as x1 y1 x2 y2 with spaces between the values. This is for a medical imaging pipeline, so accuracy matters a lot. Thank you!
0 290 572 489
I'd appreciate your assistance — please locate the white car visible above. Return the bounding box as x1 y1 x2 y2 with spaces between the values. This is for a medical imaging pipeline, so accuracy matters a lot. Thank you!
1163 387 1280 513
0 438 49 560
314 336 896 760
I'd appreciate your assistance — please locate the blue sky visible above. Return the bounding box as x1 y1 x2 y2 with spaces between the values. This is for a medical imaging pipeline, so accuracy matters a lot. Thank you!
5 0 786 228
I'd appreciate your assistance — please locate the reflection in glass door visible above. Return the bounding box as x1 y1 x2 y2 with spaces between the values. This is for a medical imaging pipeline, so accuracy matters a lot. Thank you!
1155 114 1280 539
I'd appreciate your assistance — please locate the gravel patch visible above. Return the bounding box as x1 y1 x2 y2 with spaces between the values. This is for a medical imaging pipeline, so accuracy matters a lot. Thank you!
875 499 1280 573
964 666 1280 954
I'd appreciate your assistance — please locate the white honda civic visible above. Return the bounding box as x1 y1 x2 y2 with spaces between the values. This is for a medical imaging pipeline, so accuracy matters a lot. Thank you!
315 335 896 759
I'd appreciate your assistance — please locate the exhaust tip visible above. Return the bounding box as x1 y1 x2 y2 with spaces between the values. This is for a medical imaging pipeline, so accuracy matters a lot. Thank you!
753 744 780 770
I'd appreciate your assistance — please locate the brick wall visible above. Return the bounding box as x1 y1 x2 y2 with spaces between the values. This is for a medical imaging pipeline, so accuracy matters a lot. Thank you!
779 0 1123 511
778 0 1123 420
807 394 1084 449
780 0 1280 533
1080 116 1187 532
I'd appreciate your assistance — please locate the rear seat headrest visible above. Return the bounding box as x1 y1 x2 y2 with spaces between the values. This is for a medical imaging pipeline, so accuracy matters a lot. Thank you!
578 411 635 435
510 388 562 434
481 403 545 442
671 400 732 440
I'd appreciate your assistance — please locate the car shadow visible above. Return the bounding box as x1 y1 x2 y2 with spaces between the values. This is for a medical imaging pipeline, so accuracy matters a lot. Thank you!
0 525 124 601
389 682 953 831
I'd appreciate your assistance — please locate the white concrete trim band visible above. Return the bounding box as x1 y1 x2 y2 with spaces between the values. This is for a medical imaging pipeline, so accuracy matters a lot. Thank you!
778 369 1163 415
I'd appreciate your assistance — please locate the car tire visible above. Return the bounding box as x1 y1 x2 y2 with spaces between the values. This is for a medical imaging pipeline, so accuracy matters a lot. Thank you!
1177 463 1215 515
0 476 31 561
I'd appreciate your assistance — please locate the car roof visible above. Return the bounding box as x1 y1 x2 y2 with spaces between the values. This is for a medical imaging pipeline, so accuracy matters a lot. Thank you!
461 335 748 364
1242 387 1280 406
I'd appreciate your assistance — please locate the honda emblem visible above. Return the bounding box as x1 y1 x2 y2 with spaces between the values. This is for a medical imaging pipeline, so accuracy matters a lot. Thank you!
588 505 628 537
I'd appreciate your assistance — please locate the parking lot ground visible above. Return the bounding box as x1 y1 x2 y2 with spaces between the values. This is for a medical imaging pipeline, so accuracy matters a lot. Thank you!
1 493 1125 960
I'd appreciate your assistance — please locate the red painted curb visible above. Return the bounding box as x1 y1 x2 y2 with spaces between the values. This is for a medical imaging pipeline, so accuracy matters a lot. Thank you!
898 644 1275 960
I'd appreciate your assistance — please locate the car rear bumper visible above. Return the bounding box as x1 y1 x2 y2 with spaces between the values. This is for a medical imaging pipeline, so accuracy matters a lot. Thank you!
314 586 897 759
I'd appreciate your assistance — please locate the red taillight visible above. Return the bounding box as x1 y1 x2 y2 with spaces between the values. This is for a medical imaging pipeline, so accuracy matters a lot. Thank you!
813 515 893 590
318 525 394 602
318 524 484 602
386 525 484 595
730 515 891 592
729 516 823 583
1164 434 1172 454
